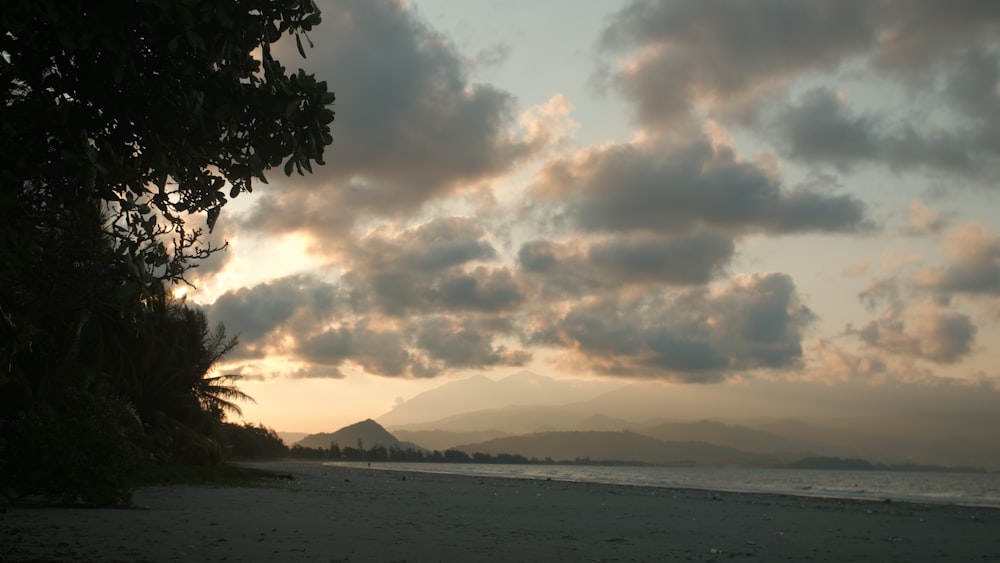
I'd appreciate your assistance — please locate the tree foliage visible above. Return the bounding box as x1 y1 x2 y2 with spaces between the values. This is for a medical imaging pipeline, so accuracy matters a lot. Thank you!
0 0 335 505
219 422 290 461
1 0 334 284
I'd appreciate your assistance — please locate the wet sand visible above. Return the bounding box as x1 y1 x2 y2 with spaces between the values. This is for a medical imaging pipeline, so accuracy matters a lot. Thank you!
2 460 997 562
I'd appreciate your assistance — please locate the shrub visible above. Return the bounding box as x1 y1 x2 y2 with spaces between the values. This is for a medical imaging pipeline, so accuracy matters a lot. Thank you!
0 391 142 506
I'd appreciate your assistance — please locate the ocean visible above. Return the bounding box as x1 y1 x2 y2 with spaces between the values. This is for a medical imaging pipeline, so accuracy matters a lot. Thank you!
326 461 1000 508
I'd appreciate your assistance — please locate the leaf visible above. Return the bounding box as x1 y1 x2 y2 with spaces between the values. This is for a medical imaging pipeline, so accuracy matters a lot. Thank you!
295 34 306 58
207 207 220 232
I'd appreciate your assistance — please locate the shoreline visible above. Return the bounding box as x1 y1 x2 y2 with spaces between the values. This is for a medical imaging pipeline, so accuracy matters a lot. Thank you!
335 460 1000 510
3 460 998 561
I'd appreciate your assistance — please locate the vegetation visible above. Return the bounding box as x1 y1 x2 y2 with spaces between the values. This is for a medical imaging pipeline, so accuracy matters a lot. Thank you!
219 422 290 461
289 442 650 467
0 0 334 505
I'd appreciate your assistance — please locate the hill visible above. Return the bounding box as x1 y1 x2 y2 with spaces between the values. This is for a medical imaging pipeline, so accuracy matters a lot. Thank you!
392 429 510 452
387 403 634 435
296 419 403 450
454 431 768 466
276 431 309 446
377 371 620 427
640 420 811 461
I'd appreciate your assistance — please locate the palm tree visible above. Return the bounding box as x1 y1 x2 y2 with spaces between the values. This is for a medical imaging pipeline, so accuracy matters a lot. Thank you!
101 294 253 464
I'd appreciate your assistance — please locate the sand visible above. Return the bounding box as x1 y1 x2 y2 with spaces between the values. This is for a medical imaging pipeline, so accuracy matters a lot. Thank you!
1 460 997 562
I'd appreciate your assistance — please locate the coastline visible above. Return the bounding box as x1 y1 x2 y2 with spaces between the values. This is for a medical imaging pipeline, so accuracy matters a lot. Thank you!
2 460 998 562
336 460 1000 509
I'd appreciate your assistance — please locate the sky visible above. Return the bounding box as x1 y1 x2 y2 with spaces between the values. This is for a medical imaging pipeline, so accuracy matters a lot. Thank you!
186 0 1000 433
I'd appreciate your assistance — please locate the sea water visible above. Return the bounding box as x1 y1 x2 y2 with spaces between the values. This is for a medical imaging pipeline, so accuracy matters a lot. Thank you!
326 461 1000 508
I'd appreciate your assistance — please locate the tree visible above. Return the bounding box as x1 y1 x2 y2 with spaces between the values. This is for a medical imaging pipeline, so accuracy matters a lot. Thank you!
1 0 334 285
1 0 334 396
0 0 335 504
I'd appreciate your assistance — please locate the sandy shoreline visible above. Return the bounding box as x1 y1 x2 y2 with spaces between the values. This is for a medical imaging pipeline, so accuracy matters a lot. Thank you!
2 460 998 562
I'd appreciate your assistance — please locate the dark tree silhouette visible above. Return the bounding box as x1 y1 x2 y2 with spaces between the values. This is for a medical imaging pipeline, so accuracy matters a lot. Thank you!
0 0 335 505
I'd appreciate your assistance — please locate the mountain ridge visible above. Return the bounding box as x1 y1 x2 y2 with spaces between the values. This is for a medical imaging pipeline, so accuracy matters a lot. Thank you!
296 418 406 450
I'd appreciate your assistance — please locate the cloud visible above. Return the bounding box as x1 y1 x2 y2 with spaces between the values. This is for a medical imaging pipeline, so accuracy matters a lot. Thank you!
207 275 345 342
205 275 348 360
854 277 977 364
530 272 815 381
293 314 529 378
808 339 887 382
587 232 735 285
297 320 411 378
516 231 735 300
600 0 874 126
773 88 879 170
209 281 531 379
600 0 1000 130
773 80 1000 180
341 217 524 316
353 217 497 272
206 216 532 378
869 0 1000 68
858 276 904 315
916 223 1000 296
472 43 511 69
902 201 948 236
411 316 531 377
856 301 977 364
532 136 869 235
243 0 541 239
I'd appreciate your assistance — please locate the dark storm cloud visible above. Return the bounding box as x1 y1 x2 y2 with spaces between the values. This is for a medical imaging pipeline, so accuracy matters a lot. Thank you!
533 137 869 235
243 0 538 239
529 273 815 381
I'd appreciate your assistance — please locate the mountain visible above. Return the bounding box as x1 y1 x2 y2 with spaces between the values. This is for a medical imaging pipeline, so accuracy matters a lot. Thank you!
640 420 810 460
749 416 1000 470
378 374 1000 470
454 431 767 466
377 371 621 427
392 429 511 452
387 403 635 434
276 431 310 446
295 419 403 450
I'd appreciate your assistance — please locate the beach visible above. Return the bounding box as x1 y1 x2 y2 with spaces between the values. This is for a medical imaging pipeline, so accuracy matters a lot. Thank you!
2 460 997 562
